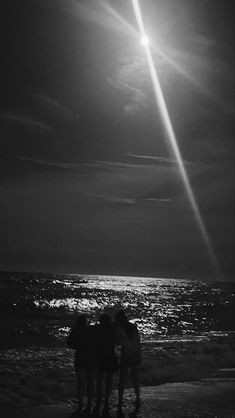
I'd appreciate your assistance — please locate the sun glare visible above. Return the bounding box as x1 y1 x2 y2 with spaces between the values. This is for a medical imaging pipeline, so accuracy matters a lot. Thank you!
141 35 150 47
132 0 222 279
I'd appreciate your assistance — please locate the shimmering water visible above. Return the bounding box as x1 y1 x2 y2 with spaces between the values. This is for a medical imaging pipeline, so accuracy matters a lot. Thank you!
0 271 235 347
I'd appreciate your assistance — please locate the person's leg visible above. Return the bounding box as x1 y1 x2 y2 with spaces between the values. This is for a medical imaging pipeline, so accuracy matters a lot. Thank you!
104 371 113 409
77 369 86 412
96 369 103 404
86 367 96 411
118 364 129 408
130 365 140 407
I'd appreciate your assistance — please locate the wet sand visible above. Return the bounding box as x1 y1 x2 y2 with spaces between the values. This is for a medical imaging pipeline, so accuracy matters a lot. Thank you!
1 379 235 418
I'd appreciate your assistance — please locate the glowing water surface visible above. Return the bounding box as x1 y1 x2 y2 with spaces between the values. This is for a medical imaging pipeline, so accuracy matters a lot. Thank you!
0 273 234 344
32 275 235 340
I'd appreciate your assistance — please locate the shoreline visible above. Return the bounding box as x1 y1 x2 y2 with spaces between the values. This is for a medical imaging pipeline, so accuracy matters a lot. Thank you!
1 335 235 408
0 379 235 417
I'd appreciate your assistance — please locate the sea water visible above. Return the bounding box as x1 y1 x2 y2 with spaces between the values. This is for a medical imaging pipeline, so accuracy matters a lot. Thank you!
0 271 235 347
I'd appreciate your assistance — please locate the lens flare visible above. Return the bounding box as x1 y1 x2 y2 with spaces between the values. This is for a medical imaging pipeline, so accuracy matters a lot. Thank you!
132 0 221 279
141 35 150 47
101 1 227 108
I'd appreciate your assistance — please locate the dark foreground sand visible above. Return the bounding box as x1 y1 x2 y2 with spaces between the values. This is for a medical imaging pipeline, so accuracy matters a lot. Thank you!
0 379 235 418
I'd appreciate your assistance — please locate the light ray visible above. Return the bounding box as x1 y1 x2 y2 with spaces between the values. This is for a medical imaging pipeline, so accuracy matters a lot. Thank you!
141 35 150 47
101 1 224 107
132 0 222 278
101 1 138 37
152 45 219 103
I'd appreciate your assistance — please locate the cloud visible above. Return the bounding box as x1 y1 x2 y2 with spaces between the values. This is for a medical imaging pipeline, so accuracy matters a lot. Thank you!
9 156 169 173
0 111 53 134
33 89 79 120
108 56 151 115
58 0 132 35
9 154 202 178
59 0 108 26
153 45 235 113
5 154 204 184
108 52 178 115
126 153 197 167
2 156 178 205
144 198 172 203
88 193 173 206
88 194 136 205
6 156 91 175
122 90 148 115
2 155 202 207
13 156 73 170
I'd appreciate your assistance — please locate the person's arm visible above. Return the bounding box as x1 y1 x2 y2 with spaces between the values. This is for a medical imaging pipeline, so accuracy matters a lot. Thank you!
67 326 77 349
135 326 142 363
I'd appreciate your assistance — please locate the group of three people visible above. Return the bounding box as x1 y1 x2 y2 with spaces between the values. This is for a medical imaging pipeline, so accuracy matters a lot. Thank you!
67 310 141 417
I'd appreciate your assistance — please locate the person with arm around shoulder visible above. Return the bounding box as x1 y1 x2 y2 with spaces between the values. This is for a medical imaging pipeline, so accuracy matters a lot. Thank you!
94 313 118 416
114 310 141 415
67 314 97 416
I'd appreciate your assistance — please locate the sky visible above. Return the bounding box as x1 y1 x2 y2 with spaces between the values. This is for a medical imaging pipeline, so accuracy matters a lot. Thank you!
0 0 234 280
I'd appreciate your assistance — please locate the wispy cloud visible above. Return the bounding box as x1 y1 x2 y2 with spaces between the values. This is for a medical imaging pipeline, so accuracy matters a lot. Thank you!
0 112 53 134
88 194 136 205
144 198 172 203
10 157 162 173
58 0 132 35
108 56 151 115
88 194 173 206
33 90 79 120
10 155 201 176
122 90 147 115
127 153 197 166
59 0 108 27
10 156 90 174
108 52 176 115
4 156 186 205
109 36 234 118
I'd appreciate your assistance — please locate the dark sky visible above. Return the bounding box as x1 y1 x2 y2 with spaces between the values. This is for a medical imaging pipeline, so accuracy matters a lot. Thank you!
0 0 234 279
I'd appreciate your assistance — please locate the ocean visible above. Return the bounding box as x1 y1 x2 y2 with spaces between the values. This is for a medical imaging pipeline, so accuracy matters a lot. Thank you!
1 271 235 346
0 271 235 406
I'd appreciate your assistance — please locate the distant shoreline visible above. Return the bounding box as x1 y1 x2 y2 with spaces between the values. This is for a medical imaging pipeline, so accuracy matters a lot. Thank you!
1 269 233 282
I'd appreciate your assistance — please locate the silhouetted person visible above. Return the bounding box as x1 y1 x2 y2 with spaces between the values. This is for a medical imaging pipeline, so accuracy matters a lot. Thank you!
115 310 141 414
67 314 97 416
94 314 118 417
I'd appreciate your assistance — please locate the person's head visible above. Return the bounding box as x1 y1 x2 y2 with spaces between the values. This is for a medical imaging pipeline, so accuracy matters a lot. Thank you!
76 314 87 327
115 310 136 338
99 313 111 327
115 310 128 326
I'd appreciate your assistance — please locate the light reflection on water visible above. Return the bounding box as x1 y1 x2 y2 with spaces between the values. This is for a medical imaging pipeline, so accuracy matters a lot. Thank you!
1 273 235 342
34 298 102 312
32 275 235 340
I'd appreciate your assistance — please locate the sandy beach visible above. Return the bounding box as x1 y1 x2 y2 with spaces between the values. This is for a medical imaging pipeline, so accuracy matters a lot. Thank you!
1 342 235 417
0 380 235 418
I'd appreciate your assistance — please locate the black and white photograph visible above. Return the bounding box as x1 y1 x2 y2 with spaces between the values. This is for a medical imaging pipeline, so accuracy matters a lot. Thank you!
0 1 235 417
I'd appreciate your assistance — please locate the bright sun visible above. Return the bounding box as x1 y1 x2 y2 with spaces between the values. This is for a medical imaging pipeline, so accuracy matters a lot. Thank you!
140 35 150 47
